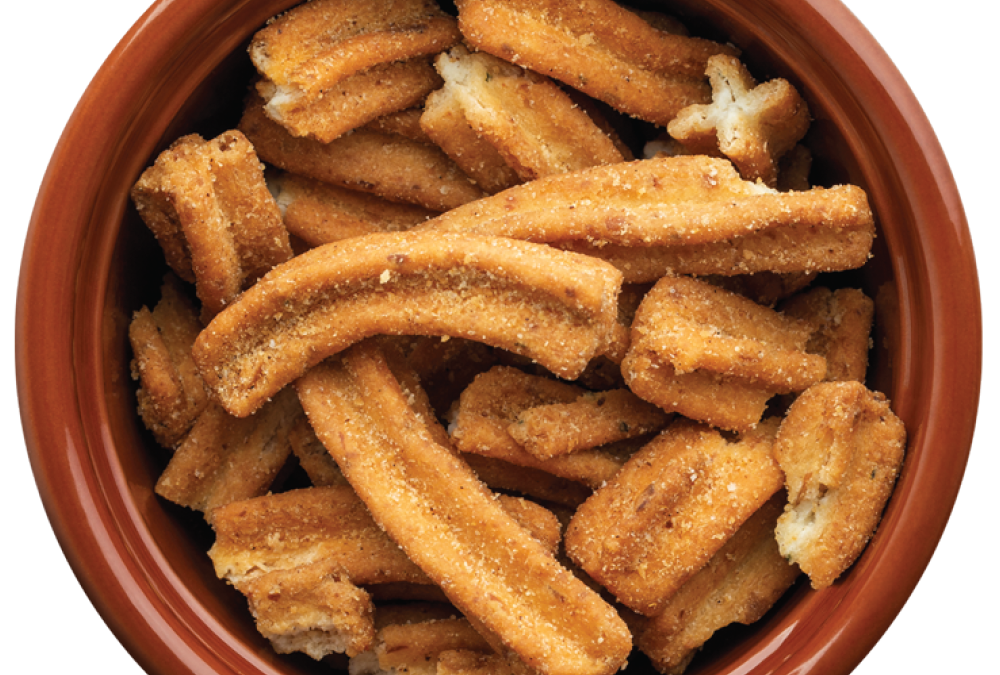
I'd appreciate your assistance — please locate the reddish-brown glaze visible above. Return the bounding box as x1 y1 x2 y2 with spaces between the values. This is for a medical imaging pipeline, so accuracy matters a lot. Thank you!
16 2 980 675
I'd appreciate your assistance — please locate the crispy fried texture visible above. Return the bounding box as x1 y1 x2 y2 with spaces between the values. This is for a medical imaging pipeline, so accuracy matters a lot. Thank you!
635 494 800 674
455 0 737 124
450 366 640 488
255 58 442 142
421 85 522 193
419 156 874 250
131 131 292 318
565 419 785 616
508 389 671 460
240 94 484 211
774 381 906 589
192 232 623 417
431 46 624 181
622 276 825 431
564 221 875 284
668 55 810 187
209 485 430 588
249 0 459 110
296 342 632 675
270 172 435 248
129 275 208 447
154 390 299 520
781 287 874 383
240 561 375 659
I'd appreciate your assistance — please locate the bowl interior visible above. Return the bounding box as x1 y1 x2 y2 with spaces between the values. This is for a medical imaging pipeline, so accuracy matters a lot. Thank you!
20 0 979 674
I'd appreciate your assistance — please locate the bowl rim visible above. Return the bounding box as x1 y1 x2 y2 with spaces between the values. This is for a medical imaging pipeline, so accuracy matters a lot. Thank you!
16 0 982 674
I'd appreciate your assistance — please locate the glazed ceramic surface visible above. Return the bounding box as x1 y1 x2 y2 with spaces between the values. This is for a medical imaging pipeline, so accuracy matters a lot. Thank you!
16 1 981 674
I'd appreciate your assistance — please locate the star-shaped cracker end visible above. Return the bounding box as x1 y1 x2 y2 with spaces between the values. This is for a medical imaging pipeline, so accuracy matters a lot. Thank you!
668 54 811 188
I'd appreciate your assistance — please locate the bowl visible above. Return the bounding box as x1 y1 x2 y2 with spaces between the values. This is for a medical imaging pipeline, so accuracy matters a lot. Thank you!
16 0 981 674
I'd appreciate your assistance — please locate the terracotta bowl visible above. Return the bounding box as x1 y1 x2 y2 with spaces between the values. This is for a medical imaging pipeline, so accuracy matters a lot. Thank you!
17 0 980 674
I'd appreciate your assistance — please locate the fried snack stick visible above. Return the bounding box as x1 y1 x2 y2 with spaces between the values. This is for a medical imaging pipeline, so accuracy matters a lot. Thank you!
421 86 527 194
210 484 563 590
270 172 435 248
297 342 632 675
131 130 292 319
430 46 625 182
129 275 208 447
154 390 299 521
781 287 874 383
564 220 875 284
249 0 459 119
565 419 785 616
455 0 737 125
240 95 484 212
774 381 906 589
449 366 640 489
193 232 623 417
508 389 671 460
255 58 443 142
634 494 800 674
668 55 810 188
623 276 825 432
211 485 430 588
240 560 376 659
418 156 873 250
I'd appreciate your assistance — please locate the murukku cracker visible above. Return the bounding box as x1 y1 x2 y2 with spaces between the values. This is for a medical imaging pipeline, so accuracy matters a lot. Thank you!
241 94 484 211
449 366 640 488
508 389 671 460
668 54 810 187
781 287 874 383
774 381 906 589
154 389 300 521
129 275 208 447
240 561 376 659
622 276 825 431
193 232 623 417
250 0 459 118
131 130 293 318
419 156 874 251
270 172 435 248
255 57 442 142
635 494 799 673
298 342 632 675
456 0 737 125
431 46 625 182
565 419 784 616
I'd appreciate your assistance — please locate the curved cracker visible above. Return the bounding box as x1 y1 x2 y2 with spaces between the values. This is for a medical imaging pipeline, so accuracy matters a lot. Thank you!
774 381 906 589
193 232 622 417
565 419 784 616
297 341 632 675
419 156 873 249
455 0 736 124
250 0 459 105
